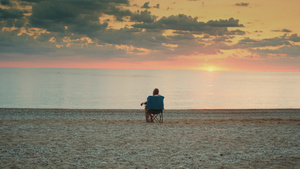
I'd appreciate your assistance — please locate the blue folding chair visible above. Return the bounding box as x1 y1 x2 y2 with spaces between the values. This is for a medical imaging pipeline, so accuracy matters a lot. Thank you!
145 95 164 123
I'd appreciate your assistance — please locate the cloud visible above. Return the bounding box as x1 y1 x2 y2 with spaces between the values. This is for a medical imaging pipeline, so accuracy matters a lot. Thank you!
140 2 159 9
132 14 243 35
0 30 56 56
289 34 300 42
212 36 232 43
158 32 221 56
141 2 150 9
153 4 160 9
29 0 130 33
235 3 249 7
253 45 300 58
272 29 292 33
20 0 44 2
233 34 300 58
227 29 246 35
0 28 131 61
0 0 298 66
130 10 157 23
0 8 24 20
0 0 244 63
0 0 11 6
94 28 169 51
235 36 290 48
206 18 243 27
103 4 132 21
0 8 27 28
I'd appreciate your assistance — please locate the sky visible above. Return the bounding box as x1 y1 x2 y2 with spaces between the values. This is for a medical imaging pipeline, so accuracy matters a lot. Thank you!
0 0 300 72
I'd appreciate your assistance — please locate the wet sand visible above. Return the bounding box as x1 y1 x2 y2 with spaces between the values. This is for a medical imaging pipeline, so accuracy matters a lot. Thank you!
0 108 300 168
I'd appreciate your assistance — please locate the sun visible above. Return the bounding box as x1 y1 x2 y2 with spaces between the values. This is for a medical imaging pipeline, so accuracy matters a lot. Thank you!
208 67 214 72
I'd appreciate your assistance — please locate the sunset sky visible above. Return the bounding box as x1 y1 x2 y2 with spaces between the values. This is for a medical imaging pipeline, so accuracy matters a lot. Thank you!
0 0 299 72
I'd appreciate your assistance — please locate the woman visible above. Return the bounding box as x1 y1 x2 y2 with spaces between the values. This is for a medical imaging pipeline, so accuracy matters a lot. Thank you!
140 88 160 106
141 88 161 122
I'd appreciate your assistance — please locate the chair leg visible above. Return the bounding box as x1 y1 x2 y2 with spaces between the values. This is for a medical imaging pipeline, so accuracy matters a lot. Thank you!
159 113 162 123
151 113 163 123
157 112 163 123
145 109 153 123
145 108 149 122
145 110 163 123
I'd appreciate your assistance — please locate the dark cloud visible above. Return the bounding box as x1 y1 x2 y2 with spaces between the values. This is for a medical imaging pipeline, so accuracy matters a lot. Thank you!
29 0 130 33
0 0 298 63
272 29 292 33
141 2 150 9
132 15 243 35
0 30 56 56
20 0 44 2
212 36 232 43
282 29 292 32
0 0 10 5
140 2 160 10
153 4 160 9
0 29 130 61
103 5 131 21
159 32 220 56
235 36 291 48
0 8 26 28
206 18 243 27
235 3 249 7
227 29 246 35
94 28 168 50
253 45 300 58
130 10 157 23
0 8 24 20
232 34 300 58
289 34 300 42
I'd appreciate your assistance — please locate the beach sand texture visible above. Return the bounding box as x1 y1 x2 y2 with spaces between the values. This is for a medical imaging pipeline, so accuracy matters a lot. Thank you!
1 109 300 168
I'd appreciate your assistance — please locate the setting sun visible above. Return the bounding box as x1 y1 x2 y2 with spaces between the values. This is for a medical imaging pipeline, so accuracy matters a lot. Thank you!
208 67 214 72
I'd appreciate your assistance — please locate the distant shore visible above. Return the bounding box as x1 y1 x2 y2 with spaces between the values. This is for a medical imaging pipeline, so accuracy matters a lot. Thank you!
1 108 299 168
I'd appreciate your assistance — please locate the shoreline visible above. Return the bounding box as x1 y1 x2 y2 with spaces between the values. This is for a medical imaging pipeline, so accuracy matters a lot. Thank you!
1 108 300 113
2 108 300 110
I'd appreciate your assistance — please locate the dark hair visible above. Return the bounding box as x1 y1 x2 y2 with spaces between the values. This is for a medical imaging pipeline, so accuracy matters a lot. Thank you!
153 88 159 95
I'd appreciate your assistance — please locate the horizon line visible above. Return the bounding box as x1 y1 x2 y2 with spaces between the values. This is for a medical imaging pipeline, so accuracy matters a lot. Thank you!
1 66 300 73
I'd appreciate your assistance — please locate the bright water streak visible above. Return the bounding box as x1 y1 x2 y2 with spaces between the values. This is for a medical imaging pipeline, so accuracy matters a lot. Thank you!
0 68 299 109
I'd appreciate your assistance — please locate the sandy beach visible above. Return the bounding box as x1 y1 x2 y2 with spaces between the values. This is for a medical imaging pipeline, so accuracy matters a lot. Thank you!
0 108 299 168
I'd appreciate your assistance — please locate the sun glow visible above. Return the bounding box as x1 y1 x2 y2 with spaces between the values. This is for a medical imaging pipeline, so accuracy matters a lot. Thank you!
208 67 214 72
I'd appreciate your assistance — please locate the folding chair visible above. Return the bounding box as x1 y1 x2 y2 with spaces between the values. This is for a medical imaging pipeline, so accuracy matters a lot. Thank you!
145 95 164 123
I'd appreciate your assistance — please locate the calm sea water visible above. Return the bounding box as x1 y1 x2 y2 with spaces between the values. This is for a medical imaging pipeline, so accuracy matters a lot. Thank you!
0 68 299 109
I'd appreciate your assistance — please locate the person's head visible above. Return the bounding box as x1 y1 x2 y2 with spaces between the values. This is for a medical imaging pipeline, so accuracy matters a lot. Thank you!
153 88 159 95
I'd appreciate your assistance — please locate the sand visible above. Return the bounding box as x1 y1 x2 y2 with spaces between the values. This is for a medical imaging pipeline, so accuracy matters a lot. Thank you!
0 108 299 169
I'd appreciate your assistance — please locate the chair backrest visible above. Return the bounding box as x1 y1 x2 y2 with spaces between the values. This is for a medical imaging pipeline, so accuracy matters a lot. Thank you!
146 95 164 110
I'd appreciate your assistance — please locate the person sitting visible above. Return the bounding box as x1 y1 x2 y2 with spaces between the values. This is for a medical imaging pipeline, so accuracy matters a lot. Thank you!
141 88 164 122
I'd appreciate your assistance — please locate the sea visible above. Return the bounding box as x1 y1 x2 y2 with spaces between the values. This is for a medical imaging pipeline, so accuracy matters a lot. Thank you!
0 67 299 109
